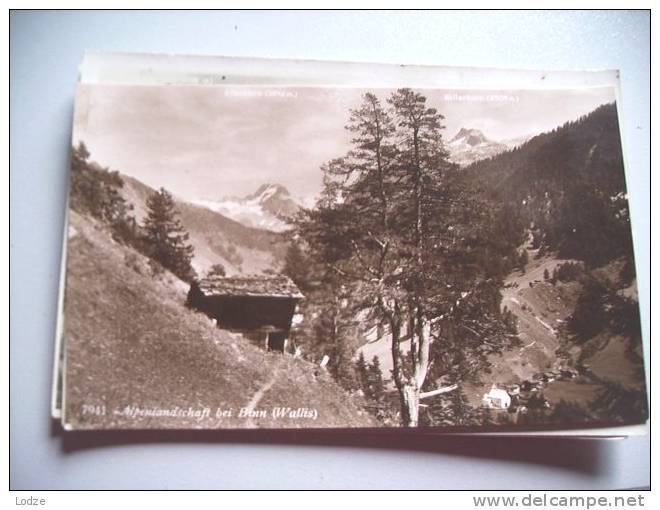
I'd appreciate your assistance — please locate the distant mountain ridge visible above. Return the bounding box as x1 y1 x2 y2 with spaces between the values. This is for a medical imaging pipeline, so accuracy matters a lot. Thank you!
447 127 530 166
194 183 301 232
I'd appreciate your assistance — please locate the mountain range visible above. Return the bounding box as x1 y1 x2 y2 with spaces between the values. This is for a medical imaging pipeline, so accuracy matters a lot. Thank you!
187 129 527 235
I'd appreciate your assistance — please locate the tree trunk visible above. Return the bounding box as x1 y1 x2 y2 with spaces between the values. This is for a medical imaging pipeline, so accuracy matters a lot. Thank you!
388 311 424 427
388 311 415 427
401 383 420 427
413 305 430 389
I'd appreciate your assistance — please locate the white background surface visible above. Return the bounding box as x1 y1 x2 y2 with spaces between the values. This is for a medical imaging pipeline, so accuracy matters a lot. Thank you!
9 10 650 489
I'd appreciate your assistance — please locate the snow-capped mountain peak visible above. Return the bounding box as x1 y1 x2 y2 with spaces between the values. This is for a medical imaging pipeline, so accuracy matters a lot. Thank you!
447 127 533 167
245 183 291 204
193 183 300 232
450 128 491 147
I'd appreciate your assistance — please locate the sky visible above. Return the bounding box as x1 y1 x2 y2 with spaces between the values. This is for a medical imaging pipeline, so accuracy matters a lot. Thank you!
73 84 617 203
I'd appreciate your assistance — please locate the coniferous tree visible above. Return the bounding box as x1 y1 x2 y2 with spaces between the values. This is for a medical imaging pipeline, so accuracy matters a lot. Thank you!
283 236 361 390
448 390 475 426
368 356 386 402
317 291 359 390
356 352 370 397
143 187 196 282
283 239 315 293
71 142 101 217
465 103 634 270
297 90 519 426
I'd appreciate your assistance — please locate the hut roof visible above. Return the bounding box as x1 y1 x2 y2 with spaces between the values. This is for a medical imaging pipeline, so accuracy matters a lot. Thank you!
198 275 304 299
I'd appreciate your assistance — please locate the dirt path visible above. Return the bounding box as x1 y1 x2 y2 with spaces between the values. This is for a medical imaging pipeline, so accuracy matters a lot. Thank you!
242 359 284 428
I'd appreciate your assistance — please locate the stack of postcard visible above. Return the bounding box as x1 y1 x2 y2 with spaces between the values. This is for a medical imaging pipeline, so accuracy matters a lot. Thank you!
52 53 648 436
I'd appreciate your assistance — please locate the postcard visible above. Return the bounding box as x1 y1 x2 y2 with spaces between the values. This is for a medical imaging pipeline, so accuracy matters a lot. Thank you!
55 55 647 432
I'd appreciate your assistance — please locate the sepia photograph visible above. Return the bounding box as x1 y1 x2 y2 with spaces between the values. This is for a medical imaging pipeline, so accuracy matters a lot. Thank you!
60 83 647 431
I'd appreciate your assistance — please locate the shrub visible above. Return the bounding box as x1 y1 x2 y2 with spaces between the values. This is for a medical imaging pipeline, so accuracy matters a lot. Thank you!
206 263 226 278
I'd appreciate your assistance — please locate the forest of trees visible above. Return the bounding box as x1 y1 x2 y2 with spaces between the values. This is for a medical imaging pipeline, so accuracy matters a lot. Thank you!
69 141 136 241
466 103 634 269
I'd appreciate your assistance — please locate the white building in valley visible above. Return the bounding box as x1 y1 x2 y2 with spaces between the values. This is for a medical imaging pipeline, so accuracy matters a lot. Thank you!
482 385 512 410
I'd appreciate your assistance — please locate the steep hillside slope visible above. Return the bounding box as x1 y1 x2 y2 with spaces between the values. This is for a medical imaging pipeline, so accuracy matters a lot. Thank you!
63 211 377 430
495 249 579 383
120 175 288 276
466 104 627 198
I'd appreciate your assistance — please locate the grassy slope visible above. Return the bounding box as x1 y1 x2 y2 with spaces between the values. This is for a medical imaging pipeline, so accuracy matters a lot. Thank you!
63 211 376 430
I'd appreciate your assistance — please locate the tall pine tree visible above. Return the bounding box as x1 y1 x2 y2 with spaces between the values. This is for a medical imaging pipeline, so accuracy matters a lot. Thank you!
143 187 196 282
368 356 386 403
356 352 370 396
297 89 519 426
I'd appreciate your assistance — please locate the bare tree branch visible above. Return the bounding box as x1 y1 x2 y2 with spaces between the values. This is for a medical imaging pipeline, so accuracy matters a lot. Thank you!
419 384 458 400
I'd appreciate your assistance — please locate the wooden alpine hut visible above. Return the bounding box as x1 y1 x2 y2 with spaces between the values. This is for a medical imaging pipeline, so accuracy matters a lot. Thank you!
187 275 304 353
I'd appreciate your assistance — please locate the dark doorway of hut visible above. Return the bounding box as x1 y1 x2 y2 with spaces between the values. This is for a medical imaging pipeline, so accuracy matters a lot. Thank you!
267 332 286 353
